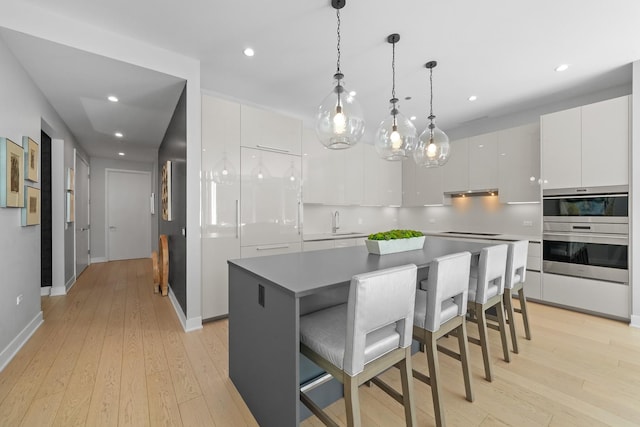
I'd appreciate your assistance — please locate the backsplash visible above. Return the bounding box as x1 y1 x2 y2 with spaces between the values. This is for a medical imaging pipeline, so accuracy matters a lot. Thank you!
398 196 541 236
303 205 399 235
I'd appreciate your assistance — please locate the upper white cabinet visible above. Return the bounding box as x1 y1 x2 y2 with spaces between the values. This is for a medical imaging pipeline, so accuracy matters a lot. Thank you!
402 159 444 206
468 132 498 191
498 123 541 203
201 94 241 319
442 138 469 193
240 147 301 247
363 143 402 206
302 128 363 205
240 104 302 155
541 96 629 190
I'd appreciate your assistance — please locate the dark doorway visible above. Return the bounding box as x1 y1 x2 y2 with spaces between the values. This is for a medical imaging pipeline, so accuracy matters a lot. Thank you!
41 131 52 288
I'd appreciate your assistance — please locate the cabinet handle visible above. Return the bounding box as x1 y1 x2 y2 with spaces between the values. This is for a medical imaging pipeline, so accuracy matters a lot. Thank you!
256 144 290 153
235 199 240 239
297 200 302 235
256 245 290 251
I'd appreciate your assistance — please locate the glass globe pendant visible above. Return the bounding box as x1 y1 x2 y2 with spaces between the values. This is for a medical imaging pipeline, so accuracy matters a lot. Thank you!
375 33 416 161
414 61 451 167
315 0 365 149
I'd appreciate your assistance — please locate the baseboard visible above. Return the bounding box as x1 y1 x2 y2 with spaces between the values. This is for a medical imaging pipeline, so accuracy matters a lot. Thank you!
630 315 640 329
40 286 51 296
65 275 77 292
91 257 107 264
0 311 44 372
168 285 203 333
50 285 66 296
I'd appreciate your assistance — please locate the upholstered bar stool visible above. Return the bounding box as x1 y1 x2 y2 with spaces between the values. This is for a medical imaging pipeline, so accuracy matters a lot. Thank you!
411 251 474 427
467 244 510 382
299 264 418 427
504 240 532 353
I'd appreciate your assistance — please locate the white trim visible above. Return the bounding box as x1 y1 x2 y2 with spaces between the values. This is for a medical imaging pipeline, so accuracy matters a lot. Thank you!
40 286 51 296
0 311 43 372
66 275 77 292
90 257 107 264
50 285 66 296
630 315 640 328
168 285 203 332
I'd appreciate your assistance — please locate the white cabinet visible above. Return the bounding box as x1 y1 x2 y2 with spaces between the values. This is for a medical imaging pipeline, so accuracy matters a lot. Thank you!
240 242 302 258
541 96 629 190
442 138 469 193
524 241 541 300
581 96 629 187
303 240 335 251
498 123 541 203
402 159 444 206
363 143 402 206
240 104 302 155
201 95 241 319
240 147 301 247
468 132 498 191
302 128 363 205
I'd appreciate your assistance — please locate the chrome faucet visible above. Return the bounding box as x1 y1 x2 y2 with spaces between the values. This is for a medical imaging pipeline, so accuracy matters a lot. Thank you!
331 210 340 233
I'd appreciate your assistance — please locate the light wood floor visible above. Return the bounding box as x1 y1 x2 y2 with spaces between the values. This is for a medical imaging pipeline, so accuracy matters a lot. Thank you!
1 259 640 426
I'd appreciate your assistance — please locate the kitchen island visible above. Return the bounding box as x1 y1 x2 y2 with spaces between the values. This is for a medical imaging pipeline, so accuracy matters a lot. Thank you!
228 239 491 427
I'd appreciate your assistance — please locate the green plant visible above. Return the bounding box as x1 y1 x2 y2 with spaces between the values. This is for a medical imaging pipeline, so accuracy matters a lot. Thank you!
368 229 424 241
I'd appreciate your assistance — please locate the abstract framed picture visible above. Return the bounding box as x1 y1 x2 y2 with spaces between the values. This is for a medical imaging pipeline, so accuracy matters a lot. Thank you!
161 160 172 221
66 191 75 222
66 168 75 191
23 136 39 182
22 186 40 226
0 137 25 208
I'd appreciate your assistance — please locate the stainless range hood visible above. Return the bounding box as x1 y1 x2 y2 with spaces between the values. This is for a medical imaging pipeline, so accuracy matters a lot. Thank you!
444 189 498 198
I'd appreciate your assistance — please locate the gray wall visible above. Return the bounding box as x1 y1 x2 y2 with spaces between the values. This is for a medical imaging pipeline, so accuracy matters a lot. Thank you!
158 85 188 314
89 157 158 261
0 34 83 368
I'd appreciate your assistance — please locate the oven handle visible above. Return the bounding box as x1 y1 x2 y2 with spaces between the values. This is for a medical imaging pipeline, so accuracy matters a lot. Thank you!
543 193 627 200
543 232 628 245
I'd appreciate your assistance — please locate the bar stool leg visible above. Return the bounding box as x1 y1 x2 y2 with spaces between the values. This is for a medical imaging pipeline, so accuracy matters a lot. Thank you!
518 288 532 340
399 347 417 427
504 289 519 354
457 321 474 402
425 331 445 427
475 303 493 382
344 376 361 427
496 299 511 363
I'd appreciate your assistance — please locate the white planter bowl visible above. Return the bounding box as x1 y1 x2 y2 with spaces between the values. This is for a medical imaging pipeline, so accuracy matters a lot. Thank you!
365 236 426 255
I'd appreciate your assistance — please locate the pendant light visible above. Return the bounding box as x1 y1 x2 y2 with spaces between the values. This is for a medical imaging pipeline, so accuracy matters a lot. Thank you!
315 0 365 149
413 61 450 167
212 151 236 185
374 34 417 161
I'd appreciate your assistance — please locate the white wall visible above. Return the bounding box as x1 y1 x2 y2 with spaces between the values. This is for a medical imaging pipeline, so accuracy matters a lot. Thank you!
303 205 399 235
0 34 81 370
89 157 158 261
631 61 640 328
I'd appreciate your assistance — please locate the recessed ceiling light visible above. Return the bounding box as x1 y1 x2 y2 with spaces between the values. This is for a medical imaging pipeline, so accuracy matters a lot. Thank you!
404 96 412 101
243 47 255 57
555 64 569 72
115 132 123 138
468 95 477 102
349 91 357 97
108 95 118 102
410 116 417 121
118 152 125 156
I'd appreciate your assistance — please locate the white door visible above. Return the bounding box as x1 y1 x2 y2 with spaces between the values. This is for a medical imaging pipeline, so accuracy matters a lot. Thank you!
75 153 90 276
106 170 151 260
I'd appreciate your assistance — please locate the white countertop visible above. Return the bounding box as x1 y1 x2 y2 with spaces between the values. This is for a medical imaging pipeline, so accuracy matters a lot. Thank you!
303 230 541 243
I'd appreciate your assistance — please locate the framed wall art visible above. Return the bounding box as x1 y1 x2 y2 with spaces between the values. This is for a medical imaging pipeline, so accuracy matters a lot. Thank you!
66 167 75 191
66 191 75 222
23 136 39 182
0 137 25 208
22 186 40 226
161 160 172 221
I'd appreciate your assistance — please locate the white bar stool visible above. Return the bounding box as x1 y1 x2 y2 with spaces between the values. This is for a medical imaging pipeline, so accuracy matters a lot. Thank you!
412 251 474 427
504 240 532 353
299 264 418 427
467 244 511 382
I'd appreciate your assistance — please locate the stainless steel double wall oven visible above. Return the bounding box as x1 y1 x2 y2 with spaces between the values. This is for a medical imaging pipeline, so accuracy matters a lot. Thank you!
542 186 628 283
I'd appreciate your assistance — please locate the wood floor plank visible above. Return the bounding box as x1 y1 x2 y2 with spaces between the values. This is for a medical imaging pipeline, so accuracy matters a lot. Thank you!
146 370 183 427
19 390 64 427
179 396 216 427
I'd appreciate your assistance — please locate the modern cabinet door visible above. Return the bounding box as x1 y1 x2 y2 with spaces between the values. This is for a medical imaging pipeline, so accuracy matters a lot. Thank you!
402 159 418 206
240 242 302 258
498 123 541 203
240 105 302 155
415 164 444 205
468 132 498 191
581 96 629 187
540 107 582 190
302 127 330 204
201 95 241 319
363 143 402 206
442 138 469 193
241 147 301 247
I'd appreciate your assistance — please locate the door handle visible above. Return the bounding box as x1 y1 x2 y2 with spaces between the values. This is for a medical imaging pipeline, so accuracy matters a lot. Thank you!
109 226 117 230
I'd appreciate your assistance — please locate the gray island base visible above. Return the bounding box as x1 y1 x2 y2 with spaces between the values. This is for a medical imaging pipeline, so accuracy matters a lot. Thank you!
228 239 489 427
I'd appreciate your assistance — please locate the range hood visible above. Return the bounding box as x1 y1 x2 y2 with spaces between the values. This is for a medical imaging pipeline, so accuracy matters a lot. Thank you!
444 189 499 198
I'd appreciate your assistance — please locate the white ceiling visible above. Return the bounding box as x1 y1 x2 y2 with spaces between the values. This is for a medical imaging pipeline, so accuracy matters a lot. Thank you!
4 0 640 159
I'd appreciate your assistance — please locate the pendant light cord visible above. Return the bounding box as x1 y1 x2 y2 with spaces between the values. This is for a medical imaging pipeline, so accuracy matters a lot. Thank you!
336 9 341 74
391 41 396 103
429 67 434 121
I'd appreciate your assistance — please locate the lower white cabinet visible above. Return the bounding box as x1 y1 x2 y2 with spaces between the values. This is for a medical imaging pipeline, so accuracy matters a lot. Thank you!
241 242 302 258
202 238 239 319
303 240 335 252
542 273 629 319
523 271 541 300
